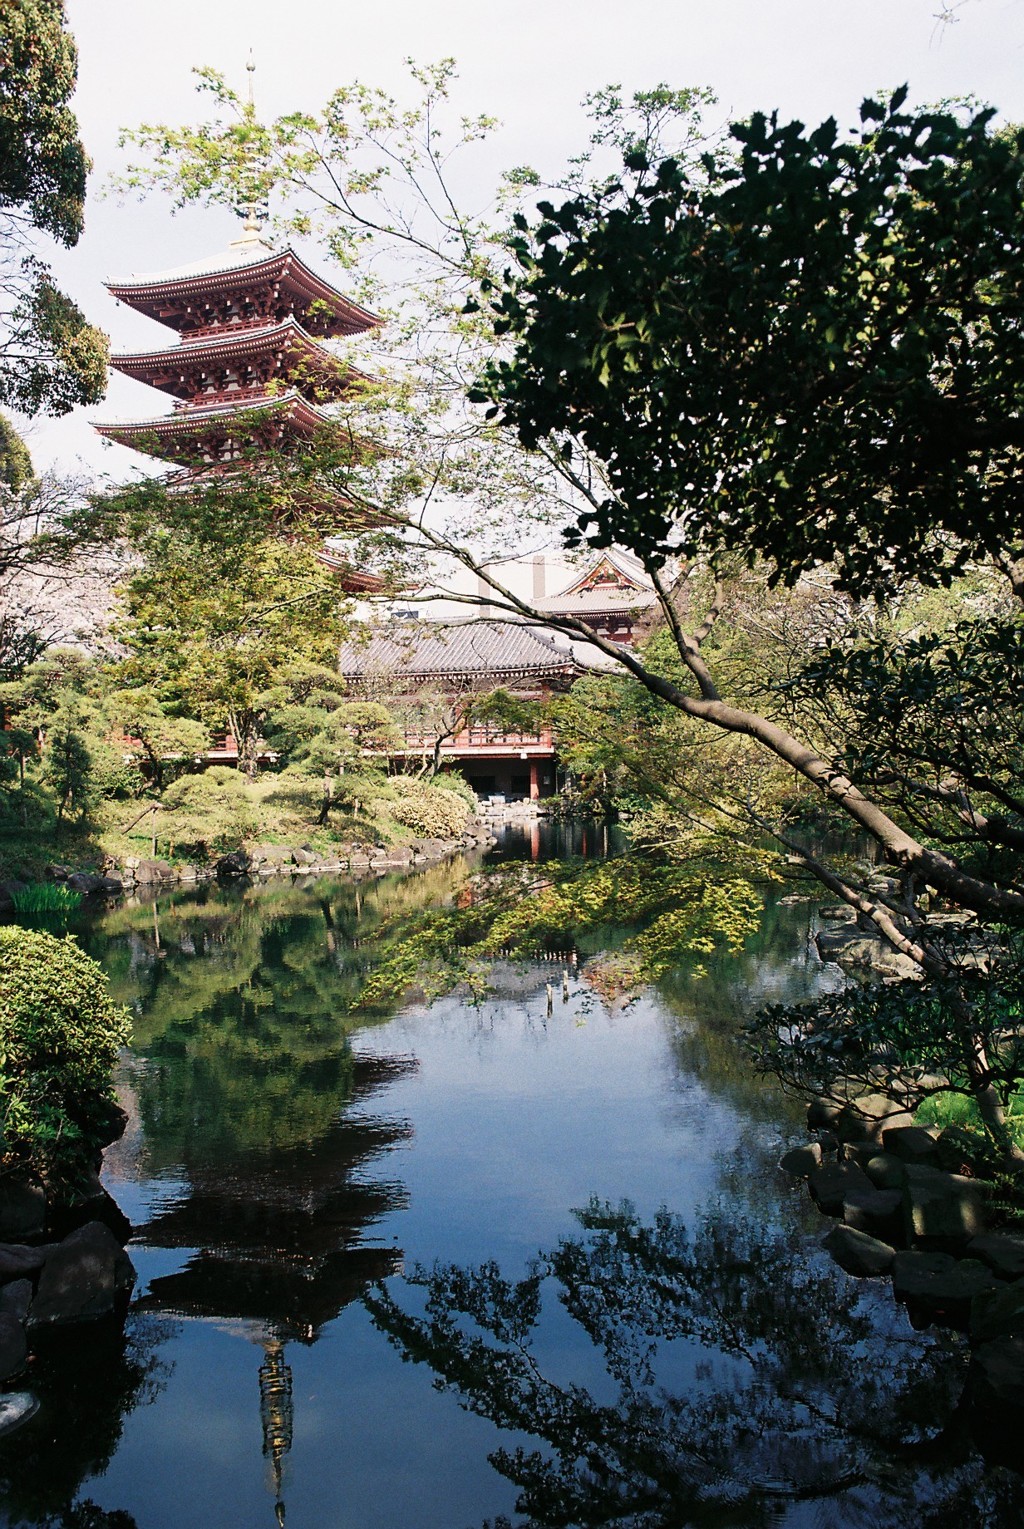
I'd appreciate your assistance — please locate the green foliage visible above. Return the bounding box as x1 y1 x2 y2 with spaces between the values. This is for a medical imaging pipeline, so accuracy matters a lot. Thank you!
482 92 1024 595
0 1 108 414
107 689 209 791
42 709 92 821
746 942 1024 1155
11 881 82 913
114 526 348 775
0 0 87 243
0 411 34 491
777 613 1024 869
0 924 131 1187
358 843 768 1011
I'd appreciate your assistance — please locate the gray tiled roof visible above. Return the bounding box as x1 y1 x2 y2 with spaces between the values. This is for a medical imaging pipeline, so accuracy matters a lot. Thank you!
338 620 579 683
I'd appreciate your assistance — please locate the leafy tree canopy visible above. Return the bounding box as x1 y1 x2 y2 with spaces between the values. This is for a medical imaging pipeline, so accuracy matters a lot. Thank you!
0 0 86 243
0 0 107 414
481 90 1024 595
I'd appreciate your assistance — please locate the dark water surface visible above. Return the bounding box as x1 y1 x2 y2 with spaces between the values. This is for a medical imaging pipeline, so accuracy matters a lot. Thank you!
2 846 1023 1528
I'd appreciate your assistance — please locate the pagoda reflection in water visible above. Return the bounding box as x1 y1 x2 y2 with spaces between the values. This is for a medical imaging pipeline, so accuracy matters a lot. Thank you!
95 875 425 1524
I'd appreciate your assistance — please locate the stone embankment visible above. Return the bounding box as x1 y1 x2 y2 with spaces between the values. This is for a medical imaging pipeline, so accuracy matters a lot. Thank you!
783 1094 1024 1466
0 823 498 910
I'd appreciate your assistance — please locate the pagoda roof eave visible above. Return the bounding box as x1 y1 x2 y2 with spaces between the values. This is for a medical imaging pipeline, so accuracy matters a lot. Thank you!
94 390 334 447
106 246 381 335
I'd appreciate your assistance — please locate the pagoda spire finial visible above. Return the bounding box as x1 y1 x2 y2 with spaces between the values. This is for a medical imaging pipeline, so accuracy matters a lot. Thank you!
234 52 267 244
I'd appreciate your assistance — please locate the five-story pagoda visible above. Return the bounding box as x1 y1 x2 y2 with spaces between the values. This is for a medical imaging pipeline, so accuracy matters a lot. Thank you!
95 212 384 587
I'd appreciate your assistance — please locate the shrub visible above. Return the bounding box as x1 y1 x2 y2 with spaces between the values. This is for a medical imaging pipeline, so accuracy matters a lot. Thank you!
433 771 478 810
389 777 473 839
0 926 131 1190
156 766 259 857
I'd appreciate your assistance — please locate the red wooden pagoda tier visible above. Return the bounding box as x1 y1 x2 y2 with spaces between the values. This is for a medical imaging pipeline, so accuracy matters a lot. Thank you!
105 240 379 338
96 389 334 465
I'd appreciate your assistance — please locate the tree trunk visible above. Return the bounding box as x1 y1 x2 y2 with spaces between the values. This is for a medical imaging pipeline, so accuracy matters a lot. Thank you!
230 710 260 780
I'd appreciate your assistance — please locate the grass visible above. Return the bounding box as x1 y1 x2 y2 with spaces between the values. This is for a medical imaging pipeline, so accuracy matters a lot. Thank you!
916 1088 1024 1154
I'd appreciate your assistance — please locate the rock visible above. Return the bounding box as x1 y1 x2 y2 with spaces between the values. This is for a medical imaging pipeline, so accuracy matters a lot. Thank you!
823 1225 895 1277
969 1334 1024 1414
66 872 123 897
94 1102 130 1151
0 1392 38 1438
0 878 26 914
133 858 176 885
0 1244 48 1281
808 1160 872 1216
807 1097 845 1132
891 1250 999 1326
0 1313 27 1380
865 1153 907 1191
45 863 72 882
385 847 414 866
28 1222 136 1330
970 1279 1024 1343
779 1142 823 1178
967 1232 1024 1282
215 850 251 877
291 847 317 866
902 1164 988 1251
835 1093 915 1145
967 1334 1024 1469
882 1125 940 1165
843 1187 904 1245
0 1280 33 1323
0 1177 46 1240
819 905 856 922
814 927 920 978
250 843 294 868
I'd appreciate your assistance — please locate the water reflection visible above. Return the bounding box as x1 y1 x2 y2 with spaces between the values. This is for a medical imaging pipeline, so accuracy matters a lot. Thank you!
83 874 438 1341
367 1201 1024 1529
5 850 1020 1526
485 817 624 864
0 1317 167 1529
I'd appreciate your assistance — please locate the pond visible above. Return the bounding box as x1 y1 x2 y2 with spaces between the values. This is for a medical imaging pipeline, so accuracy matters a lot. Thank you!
2 846 1023 1528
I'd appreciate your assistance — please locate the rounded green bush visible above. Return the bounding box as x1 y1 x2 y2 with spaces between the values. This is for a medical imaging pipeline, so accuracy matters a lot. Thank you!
389 779 472 839
0 926 132 1188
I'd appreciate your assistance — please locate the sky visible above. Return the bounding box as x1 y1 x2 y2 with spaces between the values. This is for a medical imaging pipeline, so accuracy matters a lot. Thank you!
25 0 1024 476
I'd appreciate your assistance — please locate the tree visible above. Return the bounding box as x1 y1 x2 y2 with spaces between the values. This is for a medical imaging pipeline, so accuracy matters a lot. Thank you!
483 91 1024 598
113 530 348 777
472 93 1024 1159
113 73 1024 1158
0 0 107 414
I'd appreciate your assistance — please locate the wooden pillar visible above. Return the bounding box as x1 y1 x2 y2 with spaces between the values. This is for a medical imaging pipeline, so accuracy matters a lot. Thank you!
530 761 540 801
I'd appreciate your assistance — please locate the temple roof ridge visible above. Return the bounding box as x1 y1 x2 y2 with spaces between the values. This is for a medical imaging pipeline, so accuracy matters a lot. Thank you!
105 235 278 287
